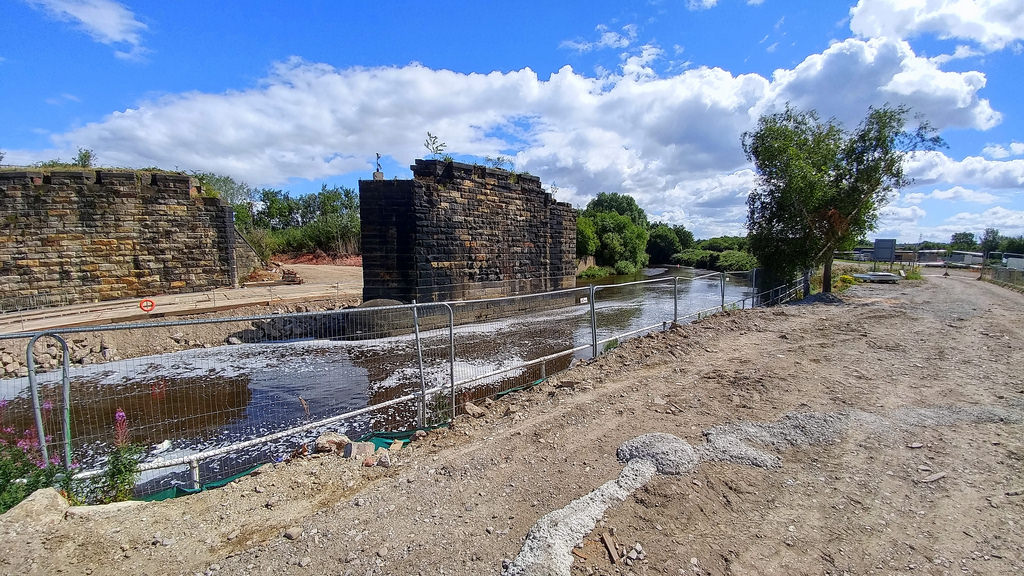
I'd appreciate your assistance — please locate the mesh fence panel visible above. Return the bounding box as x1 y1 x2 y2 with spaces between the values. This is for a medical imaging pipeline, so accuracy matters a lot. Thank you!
1 270 781 498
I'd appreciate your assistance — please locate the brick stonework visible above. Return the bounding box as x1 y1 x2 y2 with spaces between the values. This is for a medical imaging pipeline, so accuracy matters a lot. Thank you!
0 170 262 303
360 159 576 303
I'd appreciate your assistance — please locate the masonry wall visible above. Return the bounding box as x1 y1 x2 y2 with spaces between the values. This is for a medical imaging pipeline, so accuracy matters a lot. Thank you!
0 170 261 304
360 159 576 303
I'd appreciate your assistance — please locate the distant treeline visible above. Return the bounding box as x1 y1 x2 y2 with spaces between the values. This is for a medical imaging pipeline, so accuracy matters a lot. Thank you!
576 192 758 278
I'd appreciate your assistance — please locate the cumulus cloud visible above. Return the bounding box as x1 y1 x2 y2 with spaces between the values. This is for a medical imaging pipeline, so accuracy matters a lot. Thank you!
766 38 1000 130
43 33 1008 238
983 142 1024 159
850 0 1024 52
903 185 999 205
880 204 927 223
25 0 147 59
906 152 1024 189
944 206 1024 232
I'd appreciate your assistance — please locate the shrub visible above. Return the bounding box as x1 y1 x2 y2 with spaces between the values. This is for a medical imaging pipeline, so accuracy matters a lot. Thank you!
716 250 758 271
578 265 615 279
614 260 638 275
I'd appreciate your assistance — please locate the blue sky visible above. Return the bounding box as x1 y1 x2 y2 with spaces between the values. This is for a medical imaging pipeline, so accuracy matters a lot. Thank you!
2 0 1022 243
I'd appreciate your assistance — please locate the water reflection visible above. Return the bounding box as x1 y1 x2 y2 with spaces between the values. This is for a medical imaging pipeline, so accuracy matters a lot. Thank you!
0 269 755 492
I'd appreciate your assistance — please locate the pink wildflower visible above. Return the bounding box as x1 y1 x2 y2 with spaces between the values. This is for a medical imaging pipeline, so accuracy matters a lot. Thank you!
43 400 53 412
114 408 130 447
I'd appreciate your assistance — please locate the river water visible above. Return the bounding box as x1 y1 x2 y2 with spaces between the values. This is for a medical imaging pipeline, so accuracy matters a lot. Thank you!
0 268 755 495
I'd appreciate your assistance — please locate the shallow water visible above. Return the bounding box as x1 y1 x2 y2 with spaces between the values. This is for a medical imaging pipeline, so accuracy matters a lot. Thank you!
1 269 754 494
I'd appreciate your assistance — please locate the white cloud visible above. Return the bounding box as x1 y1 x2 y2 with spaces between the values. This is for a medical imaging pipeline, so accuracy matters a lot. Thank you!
766 38 1000 131
687 0 718 10
561 24 638 52
907 152 1024 189
25 0 147 59
903 185 1000 205
929 44 984 64
982 142 1024 159
40 34 1009 238
880 204 927 223
944 206 1024 232
850 0 1024 51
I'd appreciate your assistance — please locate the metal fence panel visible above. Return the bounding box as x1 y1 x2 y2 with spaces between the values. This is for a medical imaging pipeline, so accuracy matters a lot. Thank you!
0 270 800 499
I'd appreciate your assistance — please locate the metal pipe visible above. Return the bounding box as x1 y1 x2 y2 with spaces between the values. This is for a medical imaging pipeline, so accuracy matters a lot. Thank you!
589 284 598 359
25 333 50 466
442 303 456 423
57 335 72 470
411 301 427 427
673 276 678 324
720 272 726 310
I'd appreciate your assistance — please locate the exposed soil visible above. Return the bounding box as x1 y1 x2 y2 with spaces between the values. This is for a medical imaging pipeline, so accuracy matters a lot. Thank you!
2 272 1023 576
276 253 363 267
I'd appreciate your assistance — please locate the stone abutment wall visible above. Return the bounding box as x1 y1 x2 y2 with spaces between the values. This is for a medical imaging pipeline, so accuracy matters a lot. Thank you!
0 170 261 305
360 159 576 303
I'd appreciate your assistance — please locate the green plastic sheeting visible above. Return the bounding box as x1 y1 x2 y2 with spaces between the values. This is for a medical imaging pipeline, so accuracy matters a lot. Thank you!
357 423 449 451
141 464 263 502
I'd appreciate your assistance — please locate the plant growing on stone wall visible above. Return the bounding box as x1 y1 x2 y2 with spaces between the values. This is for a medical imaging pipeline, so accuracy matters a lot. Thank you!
73 147 96 168
424 132 452 162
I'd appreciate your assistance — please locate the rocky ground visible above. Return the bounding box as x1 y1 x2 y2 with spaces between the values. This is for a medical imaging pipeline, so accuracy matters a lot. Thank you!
2 271 1023 576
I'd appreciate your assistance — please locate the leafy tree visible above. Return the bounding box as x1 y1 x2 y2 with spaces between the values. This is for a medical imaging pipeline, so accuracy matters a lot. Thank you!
980 228 1000 255
999 235 1024 255
742 104 942 292
672 224 695 250
647 224 683 264
580 193 650 273
918 240 947 250
949 232 978 251
193 172 253 206
576 215 599 258
583 192 649 229
592 211 649 271
0 149 5 165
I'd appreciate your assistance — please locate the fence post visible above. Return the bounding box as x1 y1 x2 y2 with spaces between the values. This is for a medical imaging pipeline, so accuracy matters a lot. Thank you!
411 301 427 427
57 336 72 470
720 272 726 311
673 276 679 325
589 284 598 359
25 334 50 467
443 303 455 422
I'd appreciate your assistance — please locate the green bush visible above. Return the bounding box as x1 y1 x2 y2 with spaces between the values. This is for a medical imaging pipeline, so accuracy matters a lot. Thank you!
578 265 615 279
1 440 60 514
671 249 718 269
614 260 638 275
716 250 758 271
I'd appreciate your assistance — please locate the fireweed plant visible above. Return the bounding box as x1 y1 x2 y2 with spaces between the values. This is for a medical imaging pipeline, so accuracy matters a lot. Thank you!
0 397 62 513
102 408 141 502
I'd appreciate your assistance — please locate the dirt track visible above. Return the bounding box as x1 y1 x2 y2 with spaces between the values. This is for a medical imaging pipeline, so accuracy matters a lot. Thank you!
2 272 1023 576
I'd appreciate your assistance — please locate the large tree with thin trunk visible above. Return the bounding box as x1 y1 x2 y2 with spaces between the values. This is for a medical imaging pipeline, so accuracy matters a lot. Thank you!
742 104 942 293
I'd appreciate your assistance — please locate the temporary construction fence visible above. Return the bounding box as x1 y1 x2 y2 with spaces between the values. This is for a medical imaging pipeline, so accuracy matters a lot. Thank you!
983 266 1024 289
0 270 803 499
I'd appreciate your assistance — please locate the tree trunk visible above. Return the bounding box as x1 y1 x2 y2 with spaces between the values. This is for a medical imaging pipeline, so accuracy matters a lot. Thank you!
822 253 834 293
